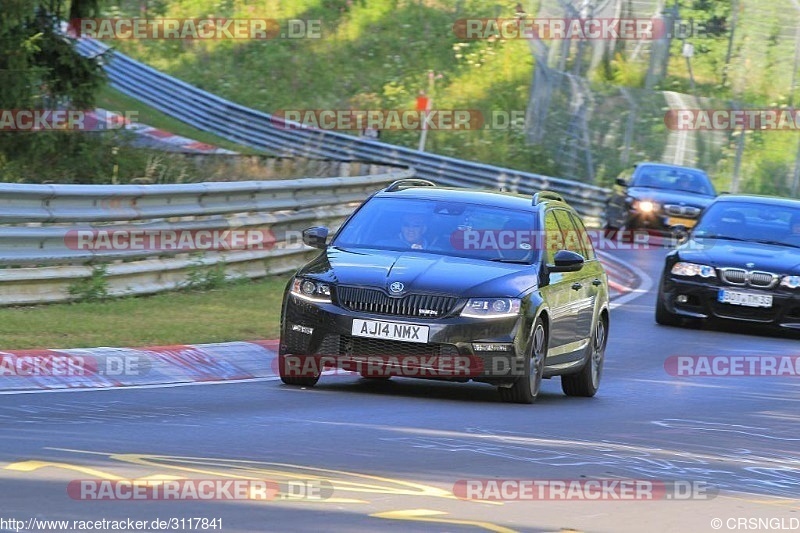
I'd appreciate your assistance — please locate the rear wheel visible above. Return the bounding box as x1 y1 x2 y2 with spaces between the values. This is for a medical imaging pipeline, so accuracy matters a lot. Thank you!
562 315 606 397
499 318 547 404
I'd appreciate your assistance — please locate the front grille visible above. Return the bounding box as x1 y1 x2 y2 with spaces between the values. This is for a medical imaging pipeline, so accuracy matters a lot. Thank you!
314 335 482 377
711 302 777 322
664 204 702 218
750 272 777 287
721 269 746 285
316 334 459 358
346 336 459 358
719 268 778 289
336 286 458 318
316 334 342 356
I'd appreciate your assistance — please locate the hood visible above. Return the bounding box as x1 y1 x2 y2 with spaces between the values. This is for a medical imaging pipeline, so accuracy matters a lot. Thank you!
628 187 715 208
678 239 800 274
298 247 539 297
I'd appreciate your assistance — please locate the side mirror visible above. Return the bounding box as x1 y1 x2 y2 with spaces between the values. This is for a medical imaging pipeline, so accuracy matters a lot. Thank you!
615 178 629 187
302 226 329 249
667 224 689 247
549 250 585 273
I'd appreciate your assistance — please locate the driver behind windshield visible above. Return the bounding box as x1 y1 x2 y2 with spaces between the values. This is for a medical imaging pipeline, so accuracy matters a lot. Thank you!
381 213 429 250
676 174 695 191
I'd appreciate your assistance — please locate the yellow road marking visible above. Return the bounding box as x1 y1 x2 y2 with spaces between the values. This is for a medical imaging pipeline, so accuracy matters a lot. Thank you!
5 460 123 480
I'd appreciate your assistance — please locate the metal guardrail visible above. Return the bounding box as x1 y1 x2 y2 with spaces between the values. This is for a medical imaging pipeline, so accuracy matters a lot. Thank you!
0 37 617 306
0 173 409 224
75 38 611 226
0 172 410 305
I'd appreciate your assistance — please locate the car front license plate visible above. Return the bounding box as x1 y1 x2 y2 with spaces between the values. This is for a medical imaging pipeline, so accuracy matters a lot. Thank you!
352 319 429 343
717 289 773 308
667 216 696 228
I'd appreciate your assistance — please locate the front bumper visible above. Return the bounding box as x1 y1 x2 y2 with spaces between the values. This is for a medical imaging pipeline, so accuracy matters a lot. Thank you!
661 276 800 329
280 294 530 383
626 211 698 233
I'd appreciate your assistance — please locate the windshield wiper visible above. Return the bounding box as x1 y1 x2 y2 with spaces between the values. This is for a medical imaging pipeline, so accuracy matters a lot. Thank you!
671 188 708 194
694 234 750 242
488 258 531 264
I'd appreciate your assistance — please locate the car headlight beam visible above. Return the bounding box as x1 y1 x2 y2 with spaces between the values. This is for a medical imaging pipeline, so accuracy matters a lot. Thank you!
671 262 716 278
291 278 332 302
633 200 658 214
461 298 521 318
780 275 800 289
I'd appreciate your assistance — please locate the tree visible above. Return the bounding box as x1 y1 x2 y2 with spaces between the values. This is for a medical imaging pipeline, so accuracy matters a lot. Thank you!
0 0 107 181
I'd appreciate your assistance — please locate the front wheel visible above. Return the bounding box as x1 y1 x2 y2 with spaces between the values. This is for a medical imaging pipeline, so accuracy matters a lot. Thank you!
562 316 606 397
278 354 320 387
499 318 547 404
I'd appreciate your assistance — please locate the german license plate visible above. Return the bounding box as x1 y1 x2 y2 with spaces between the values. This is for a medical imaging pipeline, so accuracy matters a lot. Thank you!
667 216 696 228
717 290 773 308
352 319 429 343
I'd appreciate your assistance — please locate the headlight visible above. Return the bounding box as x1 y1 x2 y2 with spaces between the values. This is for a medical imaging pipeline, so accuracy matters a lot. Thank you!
781 275 800 289
633 200 658 214
291 278 331 302
671 262 716 278
461 298 521 318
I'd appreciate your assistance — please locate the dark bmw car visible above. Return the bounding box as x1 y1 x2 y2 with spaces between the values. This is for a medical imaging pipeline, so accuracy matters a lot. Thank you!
656 195 800 333
279 179 610 404
605 162 717 235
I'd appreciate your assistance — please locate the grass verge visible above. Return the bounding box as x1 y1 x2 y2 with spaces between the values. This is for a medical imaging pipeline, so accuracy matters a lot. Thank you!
0 275 290 350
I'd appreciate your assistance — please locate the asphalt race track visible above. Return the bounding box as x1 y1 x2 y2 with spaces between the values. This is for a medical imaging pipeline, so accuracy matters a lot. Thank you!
1 248 798 533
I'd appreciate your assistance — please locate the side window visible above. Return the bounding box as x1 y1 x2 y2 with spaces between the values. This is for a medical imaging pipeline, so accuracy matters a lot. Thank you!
543 210 560 264
568 213 596 261
553 210 584 256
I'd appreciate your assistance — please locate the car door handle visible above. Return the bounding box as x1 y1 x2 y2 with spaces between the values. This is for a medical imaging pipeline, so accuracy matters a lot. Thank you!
592 279 602 286
571 282 582 291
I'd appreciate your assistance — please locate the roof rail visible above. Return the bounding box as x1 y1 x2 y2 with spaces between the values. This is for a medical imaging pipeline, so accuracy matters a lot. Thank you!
532 191 565 205
385 178 437 192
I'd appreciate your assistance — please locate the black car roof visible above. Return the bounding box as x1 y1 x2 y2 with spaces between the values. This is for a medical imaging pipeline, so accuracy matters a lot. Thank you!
712 194 800 208
373 186 570 211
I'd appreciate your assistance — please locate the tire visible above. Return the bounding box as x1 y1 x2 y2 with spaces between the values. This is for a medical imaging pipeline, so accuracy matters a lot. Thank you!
278 354 320 387
562 315 607 397
499 318 547 404
655 292 681 327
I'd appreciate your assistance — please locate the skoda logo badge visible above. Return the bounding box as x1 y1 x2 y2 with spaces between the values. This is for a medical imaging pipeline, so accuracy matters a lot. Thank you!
389 282 405 294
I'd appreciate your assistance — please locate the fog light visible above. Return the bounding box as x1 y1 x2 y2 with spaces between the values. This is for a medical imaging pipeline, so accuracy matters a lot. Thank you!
676 295 688 303
473 343 514 352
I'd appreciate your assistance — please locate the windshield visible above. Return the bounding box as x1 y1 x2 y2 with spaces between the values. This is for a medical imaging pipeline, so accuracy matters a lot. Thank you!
692 201 800 247
631 166 715 196
333 197 540 262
